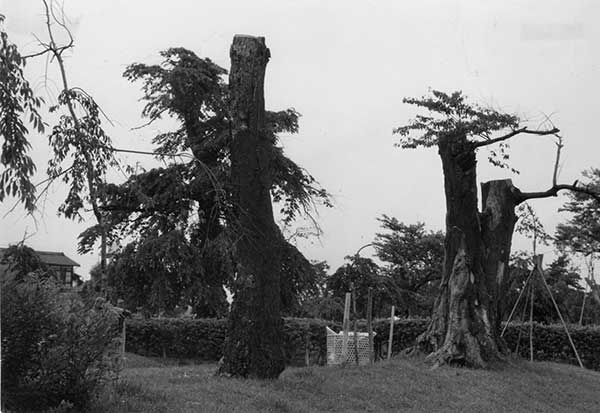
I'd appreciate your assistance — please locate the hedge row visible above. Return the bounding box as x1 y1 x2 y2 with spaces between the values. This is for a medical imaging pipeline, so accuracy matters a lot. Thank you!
502 322 600 371
125 318 600 370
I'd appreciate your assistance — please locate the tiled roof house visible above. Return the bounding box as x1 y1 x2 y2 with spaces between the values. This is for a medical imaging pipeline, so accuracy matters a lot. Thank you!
0 248 82 288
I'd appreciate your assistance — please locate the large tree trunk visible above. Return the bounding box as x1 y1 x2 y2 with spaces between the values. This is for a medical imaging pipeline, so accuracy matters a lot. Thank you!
218 35 285 379
480 179 520 349
417 135 520 367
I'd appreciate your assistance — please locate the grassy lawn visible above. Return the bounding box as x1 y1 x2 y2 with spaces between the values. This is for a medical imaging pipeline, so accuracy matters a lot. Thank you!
92 353 600 412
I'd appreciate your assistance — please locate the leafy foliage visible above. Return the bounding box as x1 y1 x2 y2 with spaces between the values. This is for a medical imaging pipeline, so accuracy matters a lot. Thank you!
374 216 444 317
327 256 397 318
506 253 585 324
0 18 45 212
0 244 52 282
393 89 522 172
47 89 118 220
1 273 120 411
515 202 553 249
80 47 330 313
555 168 600 259
105 231 228 318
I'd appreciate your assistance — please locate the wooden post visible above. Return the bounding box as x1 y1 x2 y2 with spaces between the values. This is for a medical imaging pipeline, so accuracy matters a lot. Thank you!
579 292 587 326
122 318 126 358
501 266 535 337
367 287 374 364
537 260 584 368
342 292 351 362
305 325 310 367
352 286 359 366
387 305 395 360
529 278 534 362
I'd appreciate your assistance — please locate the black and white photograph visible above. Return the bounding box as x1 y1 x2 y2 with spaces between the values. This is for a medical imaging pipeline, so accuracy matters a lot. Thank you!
1 0 599 411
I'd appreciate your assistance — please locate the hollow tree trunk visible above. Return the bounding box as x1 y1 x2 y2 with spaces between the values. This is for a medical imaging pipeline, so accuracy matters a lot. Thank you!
480 179 520 348
418 134 518 367
218 35 285 379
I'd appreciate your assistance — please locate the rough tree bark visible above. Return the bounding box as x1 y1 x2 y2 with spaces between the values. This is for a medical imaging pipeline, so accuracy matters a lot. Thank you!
418 134 521 367
218 35 286 379
398 91 598 368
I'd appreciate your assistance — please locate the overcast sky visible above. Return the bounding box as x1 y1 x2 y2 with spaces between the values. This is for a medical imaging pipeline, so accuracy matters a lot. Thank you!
1 0 599 280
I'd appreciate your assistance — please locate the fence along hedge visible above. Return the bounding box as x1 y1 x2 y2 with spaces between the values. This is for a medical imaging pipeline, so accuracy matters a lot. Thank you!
125 318 600 370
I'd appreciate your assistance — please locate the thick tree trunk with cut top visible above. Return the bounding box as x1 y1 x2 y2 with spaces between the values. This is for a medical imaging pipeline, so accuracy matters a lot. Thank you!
218 35 285 378
480 179 520 346
416 134 521 367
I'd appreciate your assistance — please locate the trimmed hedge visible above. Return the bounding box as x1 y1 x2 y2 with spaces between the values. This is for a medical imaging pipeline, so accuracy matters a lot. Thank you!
125 318 227 361
502 322 600 371
125 317 600 370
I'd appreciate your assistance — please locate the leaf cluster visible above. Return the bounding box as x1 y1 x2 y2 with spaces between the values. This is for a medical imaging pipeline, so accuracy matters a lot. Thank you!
0 21 45 211
393 89 522 171
555 168 600 257
47 89 118 220
515 202 553 248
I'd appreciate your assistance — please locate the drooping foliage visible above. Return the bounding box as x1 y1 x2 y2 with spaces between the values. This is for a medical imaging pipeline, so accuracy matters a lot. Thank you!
105 231 228 317
0 17 45 212
47 89 118 221
80 48 330 315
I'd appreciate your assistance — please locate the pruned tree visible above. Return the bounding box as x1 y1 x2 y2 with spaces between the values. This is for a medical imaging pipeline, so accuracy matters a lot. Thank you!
218 35 286 378
394 90 599 367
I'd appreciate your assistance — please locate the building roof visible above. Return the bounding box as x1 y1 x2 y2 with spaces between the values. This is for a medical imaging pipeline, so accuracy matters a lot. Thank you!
36 250 80 267
0 248 80 267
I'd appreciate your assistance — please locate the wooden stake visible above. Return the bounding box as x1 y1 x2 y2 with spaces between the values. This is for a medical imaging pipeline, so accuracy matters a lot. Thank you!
367 287 374 364
305 323 310 367
352 286 359 366
537 262 584 368
342 292 351 362
122 318 126 358
501 266 535 337
387 305 395 360
529 278 534 362
579 292 587 326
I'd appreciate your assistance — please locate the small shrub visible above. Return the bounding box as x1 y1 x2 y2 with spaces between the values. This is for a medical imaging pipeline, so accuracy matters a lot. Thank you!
1 275 121 411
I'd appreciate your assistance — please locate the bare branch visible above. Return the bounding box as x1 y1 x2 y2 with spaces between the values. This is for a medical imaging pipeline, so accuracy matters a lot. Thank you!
130 109 167 130
552 134 564 187
517 182 600 204
22 48 53 59
473 127 560 148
